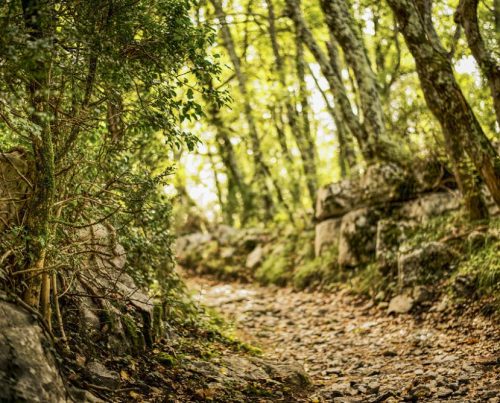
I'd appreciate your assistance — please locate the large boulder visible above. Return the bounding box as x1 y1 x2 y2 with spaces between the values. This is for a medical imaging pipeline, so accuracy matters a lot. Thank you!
315 179 360 221
0 297 68 402
85 361 120 390
360 163 412 204
315 163 412 222
314 218 342 257
76 223 127 271
0 151 30 232
397 242 454 287
71 224 159 354
376 219 417 274
338 208 381 267
398 192 460 222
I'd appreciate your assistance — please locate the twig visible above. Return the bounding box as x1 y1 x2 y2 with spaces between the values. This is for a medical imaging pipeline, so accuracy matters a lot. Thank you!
438 225 488 244
0 152 33 189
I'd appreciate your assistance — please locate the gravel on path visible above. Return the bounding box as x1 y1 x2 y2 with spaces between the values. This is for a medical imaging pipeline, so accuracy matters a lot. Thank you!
186 277 500 402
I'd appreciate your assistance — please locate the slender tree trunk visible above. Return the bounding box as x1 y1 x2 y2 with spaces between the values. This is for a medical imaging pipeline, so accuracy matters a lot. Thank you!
265 0 317 205
207 151 229 224
455 0 500 126
211 0 283 219
22 0 56 317
208 98 254 223
270 106 303 206
285 0 374 162
270 105 293 165
495 0 500 38
387 0 499 217
295 35 318 202
320 0 387 157
308 64 357 176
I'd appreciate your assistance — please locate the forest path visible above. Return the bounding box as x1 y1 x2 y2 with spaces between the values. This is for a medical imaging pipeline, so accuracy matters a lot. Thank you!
184 275 500 402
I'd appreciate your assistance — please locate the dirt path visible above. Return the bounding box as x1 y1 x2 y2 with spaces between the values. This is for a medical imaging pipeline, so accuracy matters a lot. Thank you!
185 276 500 402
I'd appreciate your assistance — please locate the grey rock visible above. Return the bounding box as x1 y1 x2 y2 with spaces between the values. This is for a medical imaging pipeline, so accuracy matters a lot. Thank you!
397 242 453 287
410 385 432 398
376 219 417 274
69 387 105 403
0 299 68 402
238 228 268 251
339 208 381 267
246 245 264 269
315 179 360 221
86 361 120 390
387 294 414 314
399 192 460 222
436 387 453 398
175 232 212 263
315 218 342 257
366 381 380 394
435 297 451 313
360 162 410 204
250 357 311 389
412 285 432 304
213 224 239 245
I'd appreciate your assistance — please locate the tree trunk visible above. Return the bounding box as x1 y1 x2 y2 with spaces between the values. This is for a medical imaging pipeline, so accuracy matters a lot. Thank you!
387 0 499 217
21 0 56 317
496 0 500 37
285 0 374 162
265 0 317 206
270 105 293 165
455 0 500 126
320 0 387 158
207 97 254 223
211 0 276 217
308 64 357 176
295 35 318 203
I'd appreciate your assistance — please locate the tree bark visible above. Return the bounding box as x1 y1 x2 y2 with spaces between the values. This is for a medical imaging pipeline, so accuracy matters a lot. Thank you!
455 0 500 126
285 0 374 162
207 96 254 223
295 34 318 202
211 0 276 217
320 0 387 158
21 0 56 316
308 64 357 176
265 0 318 206
387 0 499 217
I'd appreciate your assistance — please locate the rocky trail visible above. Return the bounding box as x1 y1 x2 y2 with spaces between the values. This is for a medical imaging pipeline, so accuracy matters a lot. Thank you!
185 275 500 402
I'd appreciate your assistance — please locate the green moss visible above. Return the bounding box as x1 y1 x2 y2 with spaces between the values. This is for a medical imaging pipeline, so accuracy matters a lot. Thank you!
243 383 274 397
152 303 163 340
156 352 176 366
403 211 465 249
348 263 388 297
454 235 500 301
121 314 145 352
255 250 290 285
292 247 338 290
